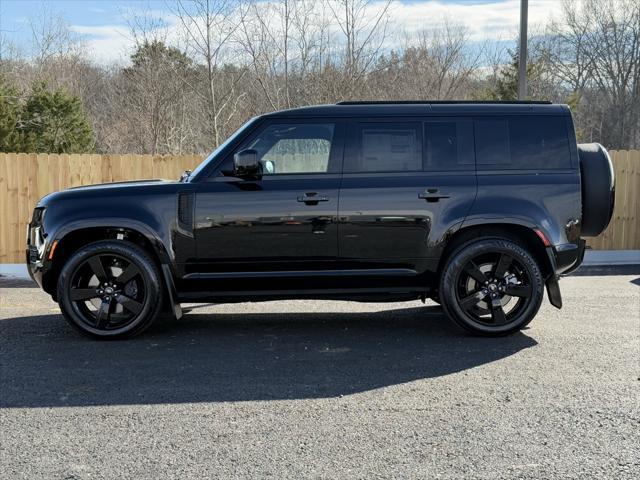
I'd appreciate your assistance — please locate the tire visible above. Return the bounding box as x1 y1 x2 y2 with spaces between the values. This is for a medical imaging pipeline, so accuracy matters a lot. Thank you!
439 238 544 336
57 240 164 339
578 143 615 236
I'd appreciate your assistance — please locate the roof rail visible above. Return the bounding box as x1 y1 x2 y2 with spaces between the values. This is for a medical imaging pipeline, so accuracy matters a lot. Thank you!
335 100 553 105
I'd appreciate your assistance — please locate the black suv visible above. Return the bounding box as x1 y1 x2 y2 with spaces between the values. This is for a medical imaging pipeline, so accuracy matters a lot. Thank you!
27 101 615 339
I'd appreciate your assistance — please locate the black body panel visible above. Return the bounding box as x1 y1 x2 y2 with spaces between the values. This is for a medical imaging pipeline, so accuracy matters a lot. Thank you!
337 172 476 272
193 175 341 270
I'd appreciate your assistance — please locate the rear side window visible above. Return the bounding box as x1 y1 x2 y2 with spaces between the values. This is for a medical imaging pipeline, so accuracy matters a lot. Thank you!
345 122 422 173
475 116 571 170
424 119 474 171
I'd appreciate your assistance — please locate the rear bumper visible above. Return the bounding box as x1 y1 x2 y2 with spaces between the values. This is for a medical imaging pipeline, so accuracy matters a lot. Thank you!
545 240 586 276
554 239 587 275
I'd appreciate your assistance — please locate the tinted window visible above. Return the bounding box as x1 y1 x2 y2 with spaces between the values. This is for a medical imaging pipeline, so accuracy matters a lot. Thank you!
424 120 474 170
475 116 571 169
346 123 422 173
245 123 335 174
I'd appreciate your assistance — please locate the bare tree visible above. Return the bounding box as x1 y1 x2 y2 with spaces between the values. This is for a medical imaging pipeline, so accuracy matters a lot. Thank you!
2 0 637 153
404 21 481 99
239 0 331 111
105 12 200 154
324 0 393 98
548 0 640 148
174 0 249 147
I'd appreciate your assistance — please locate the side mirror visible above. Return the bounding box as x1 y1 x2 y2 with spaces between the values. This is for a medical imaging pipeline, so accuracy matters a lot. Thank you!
233 149 262 179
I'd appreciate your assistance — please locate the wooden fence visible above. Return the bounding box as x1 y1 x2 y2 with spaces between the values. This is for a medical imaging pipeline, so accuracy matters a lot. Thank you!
0 153 202 264
0 151 638 264
586 150 640 251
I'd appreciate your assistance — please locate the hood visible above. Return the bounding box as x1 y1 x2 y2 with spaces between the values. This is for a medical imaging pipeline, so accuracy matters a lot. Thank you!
65 179 169 190
37 179 178 207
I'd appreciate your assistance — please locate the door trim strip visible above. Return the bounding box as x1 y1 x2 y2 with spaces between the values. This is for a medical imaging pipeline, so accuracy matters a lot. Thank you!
183 268 418 279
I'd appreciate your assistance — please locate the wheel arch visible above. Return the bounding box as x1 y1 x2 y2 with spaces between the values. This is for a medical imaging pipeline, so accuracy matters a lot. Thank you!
436 223 554 285
43 223 171 299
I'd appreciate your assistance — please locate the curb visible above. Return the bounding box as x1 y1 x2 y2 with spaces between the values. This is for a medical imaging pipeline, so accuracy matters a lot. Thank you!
0 264 30 279
583 249 640 266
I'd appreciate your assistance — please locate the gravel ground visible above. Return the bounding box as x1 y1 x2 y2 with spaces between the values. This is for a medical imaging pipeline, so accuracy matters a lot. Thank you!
1 275 639 479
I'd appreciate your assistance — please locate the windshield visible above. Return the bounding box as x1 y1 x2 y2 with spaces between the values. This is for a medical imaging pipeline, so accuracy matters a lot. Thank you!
187 117 259 181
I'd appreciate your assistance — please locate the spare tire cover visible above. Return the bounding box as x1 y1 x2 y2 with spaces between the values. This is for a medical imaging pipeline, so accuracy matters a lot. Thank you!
578 143 615 237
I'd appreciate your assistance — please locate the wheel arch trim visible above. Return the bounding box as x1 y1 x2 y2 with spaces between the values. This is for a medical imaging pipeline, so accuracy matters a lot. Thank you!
441 220 555 279
47 221 182 318
51 218 172 264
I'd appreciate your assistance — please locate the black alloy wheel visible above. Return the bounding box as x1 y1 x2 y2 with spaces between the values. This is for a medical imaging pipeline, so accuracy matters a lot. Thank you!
57 240 163 339
440 238 544 336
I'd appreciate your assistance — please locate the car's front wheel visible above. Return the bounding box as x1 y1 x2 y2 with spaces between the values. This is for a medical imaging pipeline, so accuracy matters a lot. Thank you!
439 238 544 336
57 240 163 339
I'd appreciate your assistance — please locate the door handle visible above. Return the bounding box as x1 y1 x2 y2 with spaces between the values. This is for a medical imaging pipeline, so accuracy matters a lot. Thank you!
297 192 329 205
418 188 450 202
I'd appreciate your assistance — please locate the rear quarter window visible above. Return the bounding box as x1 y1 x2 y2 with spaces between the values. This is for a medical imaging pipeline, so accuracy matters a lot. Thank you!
475 116 571 170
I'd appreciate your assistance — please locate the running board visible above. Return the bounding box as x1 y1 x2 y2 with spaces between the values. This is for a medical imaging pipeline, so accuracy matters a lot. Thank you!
177 286 428 302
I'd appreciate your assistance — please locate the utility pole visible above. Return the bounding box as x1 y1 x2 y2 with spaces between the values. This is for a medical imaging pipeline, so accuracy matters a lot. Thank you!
518 0 528 100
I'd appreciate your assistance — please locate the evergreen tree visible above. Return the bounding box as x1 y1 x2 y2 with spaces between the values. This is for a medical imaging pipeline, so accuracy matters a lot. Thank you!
477 49 549 101
492 51 520 100
0 76 22 152
20 82 94 153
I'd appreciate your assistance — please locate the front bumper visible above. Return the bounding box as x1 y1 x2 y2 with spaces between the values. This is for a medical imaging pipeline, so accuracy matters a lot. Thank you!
26 221 47 289
26 251 44 288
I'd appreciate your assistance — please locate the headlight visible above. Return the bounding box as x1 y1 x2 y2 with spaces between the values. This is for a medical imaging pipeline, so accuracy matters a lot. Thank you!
32 207 46 226
28 207 47 262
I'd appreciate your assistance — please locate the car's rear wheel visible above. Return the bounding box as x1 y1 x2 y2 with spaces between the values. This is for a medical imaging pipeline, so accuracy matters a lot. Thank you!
439 238 544 336
57 240 163 339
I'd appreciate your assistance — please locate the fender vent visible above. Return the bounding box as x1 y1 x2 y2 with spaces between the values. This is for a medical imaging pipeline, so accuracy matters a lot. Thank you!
177 192 194 232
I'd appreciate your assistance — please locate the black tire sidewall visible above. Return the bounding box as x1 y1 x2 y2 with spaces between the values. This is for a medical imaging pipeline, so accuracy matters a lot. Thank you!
57 240 163 339
440 238 544 336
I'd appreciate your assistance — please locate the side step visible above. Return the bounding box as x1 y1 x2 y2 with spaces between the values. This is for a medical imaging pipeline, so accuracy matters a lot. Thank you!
177 286 429 303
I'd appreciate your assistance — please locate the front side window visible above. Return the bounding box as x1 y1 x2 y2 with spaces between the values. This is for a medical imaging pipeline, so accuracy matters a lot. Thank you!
244 123 335 175
346 123 422 173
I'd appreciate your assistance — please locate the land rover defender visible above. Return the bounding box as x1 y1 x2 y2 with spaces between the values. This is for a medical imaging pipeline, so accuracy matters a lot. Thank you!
27 101 615 338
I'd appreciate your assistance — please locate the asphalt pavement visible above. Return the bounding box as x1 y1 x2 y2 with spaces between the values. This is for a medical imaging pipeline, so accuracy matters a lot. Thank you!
1 274 639 479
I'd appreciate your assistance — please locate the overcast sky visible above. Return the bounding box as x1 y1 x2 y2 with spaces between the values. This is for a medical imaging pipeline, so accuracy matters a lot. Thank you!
1 0 564 64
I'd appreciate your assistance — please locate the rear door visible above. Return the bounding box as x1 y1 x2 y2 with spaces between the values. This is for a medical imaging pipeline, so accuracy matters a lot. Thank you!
337 117 477 275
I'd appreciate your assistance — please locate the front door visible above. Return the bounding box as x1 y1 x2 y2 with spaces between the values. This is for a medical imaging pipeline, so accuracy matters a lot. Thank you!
192 120 344 276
